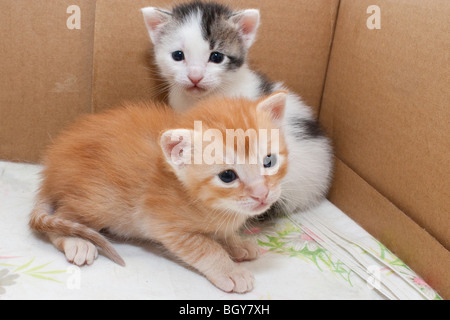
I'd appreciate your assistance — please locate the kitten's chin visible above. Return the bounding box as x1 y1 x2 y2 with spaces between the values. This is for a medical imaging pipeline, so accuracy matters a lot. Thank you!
217 203 272 218
186 86 206 93
252 202 271 213
237 201 275 217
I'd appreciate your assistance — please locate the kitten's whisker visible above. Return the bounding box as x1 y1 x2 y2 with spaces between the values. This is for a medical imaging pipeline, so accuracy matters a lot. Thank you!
213 209 230 239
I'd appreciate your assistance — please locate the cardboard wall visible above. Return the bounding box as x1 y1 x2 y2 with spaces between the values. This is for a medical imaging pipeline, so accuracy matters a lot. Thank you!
0 0 96 163
320 0 450 298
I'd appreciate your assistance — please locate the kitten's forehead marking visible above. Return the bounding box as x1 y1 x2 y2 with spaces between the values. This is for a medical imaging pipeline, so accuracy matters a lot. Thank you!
179 12 210 65
172 1 233 34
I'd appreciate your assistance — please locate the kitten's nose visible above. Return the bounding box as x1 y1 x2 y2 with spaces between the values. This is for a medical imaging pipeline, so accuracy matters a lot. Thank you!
188 75 203 86
250 185 269 203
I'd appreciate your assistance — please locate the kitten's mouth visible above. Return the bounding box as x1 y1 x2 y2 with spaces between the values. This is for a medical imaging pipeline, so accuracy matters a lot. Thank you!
185 85 207 95
252 201 271 213
250 193 280 215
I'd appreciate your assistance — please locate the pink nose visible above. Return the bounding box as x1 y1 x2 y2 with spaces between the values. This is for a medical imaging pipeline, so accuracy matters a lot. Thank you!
250 186 269 203
188 76 203 85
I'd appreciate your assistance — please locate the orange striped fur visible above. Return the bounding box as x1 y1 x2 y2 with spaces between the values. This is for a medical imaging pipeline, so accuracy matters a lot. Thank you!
29 92 288 293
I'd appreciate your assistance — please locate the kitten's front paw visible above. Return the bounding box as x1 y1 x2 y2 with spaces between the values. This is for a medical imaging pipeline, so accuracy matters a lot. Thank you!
227 240 261 262
63 237 98 266
208 267 254 293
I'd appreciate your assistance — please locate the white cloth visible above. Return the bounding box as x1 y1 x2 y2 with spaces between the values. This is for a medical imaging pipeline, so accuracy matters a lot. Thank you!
0 161 439 300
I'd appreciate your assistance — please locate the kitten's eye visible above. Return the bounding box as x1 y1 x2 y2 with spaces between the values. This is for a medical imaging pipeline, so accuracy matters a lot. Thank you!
209 52 225 64
263 154 277 168
172 51 185 62
218 170 237 183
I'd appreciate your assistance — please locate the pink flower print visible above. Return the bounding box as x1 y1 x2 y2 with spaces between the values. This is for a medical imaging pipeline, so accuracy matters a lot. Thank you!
413 277 430 288
244 227 261 235
285 232 319 252
301 226 324 242
413 277 439 299
0 248 20 260
300 234 314 241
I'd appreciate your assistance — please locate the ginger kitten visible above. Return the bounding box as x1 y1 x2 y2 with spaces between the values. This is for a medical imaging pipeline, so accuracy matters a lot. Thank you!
29 92 288 293
142 1 333 217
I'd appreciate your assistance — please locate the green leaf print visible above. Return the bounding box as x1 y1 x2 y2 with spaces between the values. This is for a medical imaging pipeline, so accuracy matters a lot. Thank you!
6 257 67 283
256 220 354 287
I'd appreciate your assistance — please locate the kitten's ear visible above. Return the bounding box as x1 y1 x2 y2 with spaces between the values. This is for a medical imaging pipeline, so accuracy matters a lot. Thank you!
230 9 260 49
141 7 172 43
160 129 193 169
257 91 288 127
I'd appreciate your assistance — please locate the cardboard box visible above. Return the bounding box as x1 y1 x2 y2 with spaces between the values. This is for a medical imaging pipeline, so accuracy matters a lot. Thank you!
1 0 448 298
320 0 450 298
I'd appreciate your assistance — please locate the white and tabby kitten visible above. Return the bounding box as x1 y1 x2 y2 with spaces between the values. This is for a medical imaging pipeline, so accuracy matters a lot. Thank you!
142 1 333 216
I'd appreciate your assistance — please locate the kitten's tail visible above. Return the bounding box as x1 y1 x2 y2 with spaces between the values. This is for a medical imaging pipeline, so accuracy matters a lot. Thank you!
29 196 126 267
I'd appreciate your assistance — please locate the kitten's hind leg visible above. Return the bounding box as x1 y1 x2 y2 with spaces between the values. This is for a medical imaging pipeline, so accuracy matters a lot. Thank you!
49 234 98 266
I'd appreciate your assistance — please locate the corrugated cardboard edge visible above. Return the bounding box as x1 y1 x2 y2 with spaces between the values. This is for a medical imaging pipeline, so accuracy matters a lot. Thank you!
328 158 450 299
90 0 98 114
317 0 341 117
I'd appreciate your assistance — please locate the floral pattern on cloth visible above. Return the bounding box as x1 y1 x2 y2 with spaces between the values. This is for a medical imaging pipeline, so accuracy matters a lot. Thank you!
0 221 441 300
0 160 442 300
0 252 68 298
249 221 355 286
0 269 19 295
368 240 441 300
244 218 442 300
